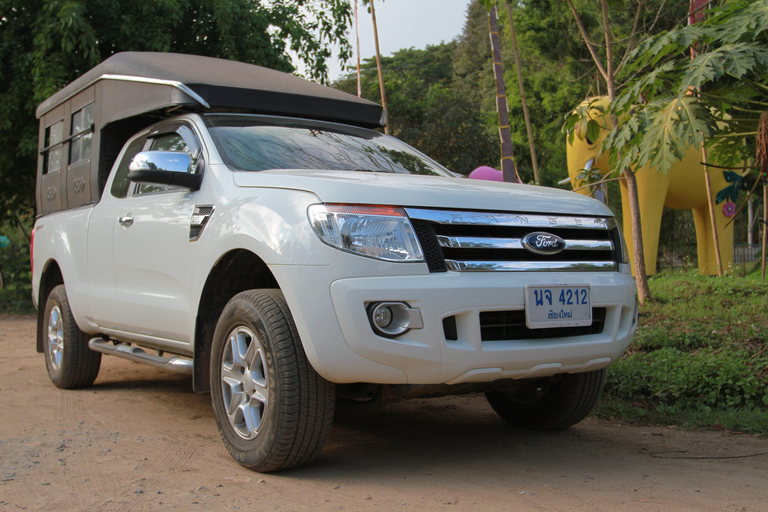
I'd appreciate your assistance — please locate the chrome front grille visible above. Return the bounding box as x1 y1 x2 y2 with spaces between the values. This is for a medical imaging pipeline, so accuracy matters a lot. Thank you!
405 208 621 273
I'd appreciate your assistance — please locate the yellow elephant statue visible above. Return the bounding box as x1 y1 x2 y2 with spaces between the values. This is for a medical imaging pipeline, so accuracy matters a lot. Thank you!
566 98 738 276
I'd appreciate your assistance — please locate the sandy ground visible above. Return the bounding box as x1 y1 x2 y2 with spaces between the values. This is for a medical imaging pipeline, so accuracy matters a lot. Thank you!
1 315 767 512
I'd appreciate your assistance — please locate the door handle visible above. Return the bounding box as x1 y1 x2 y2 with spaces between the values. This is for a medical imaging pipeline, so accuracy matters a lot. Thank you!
119 216 134 227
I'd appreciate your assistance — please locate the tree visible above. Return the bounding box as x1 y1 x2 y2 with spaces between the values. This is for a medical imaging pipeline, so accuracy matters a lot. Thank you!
604 0 768 176
602 0 768 278
0 0 354 222
561 0 684 303
504 1 539 182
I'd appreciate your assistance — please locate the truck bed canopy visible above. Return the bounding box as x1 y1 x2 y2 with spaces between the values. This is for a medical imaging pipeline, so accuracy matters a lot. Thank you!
37 52 384 128
35 52 384 215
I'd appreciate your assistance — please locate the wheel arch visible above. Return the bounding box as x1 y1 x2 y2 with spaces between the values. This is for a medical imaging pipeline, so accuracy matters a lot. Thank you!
36 259 64 353
193 249 279 392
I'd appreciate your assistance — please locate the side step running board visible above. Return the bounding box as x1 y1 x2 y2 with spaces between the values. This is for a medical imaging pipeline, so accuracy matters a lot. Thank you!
89 338 193 375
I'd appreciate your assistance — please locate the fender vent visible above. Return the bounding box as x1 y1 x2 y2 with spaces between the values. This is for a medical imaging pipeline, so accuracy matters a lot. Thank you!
190 205 214 241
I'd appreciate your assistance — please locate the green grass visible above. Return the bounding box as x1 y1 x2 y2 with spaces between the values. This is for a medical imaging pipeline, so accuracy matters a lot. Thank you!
594 269 768 434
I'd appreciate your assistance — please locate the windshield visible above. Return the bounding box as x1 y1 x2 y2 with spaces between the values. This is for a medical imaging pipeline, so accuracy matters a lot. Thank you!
203 114 453 176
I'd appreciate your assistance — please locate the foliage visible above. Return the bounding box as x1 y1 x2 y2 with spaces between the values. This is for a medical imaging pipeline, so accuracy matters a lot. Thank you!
502 0 682 185
0 0 354 220
334 42 498 174
341 0 683 186
0 220 34 315
452 0 600 184
596 271 768 433
602 0 768 175
608 347 767 409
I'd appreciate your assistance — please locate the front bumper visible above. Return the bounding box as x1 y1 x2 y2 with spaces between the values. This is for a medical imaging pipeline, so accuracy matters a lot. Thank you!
272 261 638 385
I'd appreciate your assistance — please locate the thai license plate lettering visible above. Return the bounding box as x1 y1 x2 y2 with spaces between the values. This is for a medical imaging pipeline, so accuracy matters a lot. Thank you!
525 285 592 329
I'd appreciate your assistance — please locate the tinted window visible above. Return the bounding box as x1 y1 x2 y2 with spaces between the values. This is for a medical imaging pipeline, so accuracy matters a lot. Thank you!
69 103 94 165
110 137 146 199
43 121 64 175
204 115 452 176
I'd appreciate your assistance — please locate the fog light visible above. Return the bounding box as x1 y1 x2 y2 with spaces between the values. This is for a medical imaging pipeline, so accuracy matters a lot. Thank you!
367 302 424 338
373 305 393 328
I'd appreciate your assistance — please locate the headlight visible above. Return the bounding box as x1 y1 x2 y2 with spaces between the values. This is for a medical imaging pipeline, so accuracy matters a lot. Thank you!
308 204 424 262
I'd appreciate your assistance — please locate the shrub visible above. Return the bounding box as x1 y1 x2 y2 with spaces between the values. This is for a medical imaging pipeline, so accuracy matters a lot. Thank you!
606 347 768 410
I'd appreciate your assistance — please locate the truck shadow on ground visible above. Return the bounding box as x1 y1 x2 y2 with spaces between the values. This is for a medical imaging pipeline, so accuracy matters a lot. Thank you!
295 396 630 480
84 362 636 479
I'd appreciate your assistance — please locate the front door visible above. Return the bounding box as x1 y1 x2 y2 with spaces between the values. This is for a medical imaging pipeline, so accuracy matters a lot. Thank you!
111 124 203 342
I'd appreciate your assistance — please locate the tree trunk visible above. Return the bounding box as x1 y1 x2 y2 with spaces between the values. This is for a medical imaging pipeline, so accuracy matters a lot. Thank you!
600 0 650 302
701 145 724 276
369 0 389 134
505 2 538 183
487 5 518 183
623 167 651 302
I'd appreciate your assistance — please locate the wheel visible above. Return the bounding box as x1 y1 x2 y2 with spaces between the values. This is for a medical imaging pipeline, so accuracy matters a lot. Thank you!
43 284 101 389
485 369 606 431
210 289 335 472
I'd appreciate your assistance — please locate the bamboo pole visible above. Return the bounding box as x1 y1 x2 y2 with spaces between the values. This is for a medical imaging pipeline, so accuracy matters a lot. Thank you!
488 5 519 183
505 1 539 183
355 0 361 97
762 179 767 279
369 0 389 134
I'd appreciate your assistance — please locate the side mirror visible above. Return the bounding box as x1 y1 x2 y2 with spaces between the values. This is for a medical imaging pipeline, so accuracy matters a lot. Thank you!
128 151 203 191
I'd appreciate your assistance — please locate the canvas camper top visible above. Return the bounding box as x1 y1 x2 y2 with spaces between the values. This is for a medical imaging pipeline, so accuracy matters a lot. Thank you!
36 52 384 215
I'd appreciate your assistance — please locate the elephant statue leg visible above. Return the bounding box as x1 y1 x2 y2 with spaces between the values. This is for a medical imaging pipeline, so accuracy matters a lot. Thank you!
691 202 736 275
618 168 671 276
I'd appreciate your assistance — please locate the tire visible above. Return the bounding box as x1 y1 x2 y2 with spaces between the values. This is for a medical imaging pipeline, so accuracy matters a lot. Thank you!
43 284 102 389
485 369 606 431
210 289 335 472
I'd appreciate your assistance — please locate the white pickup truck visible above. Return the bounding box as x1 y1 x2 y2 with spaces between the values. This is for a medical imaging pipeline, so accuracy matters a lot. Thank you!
31 52 637 472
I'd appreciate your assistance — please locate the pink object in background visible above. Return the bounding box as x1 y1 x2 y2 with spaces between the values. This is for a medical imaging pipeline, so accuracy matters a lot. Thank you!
469 166 503 182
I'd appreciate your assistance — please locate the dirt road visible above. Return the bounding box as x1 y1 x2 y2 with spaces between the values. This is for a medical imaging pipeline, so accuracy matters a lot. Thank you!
1 315 767 511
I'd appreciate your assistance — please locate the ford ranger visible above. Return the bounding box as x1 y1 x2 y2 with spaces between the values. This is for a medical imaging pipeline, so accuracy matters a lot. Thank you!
32 52 638 472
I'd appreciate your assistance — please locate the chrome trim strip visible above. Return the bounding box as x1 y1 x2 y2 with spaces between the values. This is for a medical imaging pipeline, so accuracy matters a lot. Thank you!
406 208 612 230
564 240 614 251
100 75 211 108
437 236 613 251
444 260 617 272
437 235 523 249
42 74 212 111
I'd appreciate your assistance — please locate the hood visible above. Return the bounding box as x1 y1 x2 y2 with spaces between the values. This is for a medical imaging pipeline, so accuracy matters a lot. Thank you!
232 169 613 217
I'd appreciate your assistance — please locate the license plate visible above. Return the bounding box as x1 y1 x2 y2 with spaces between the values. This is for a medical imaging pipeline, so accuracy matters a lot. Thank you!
525 285 592 329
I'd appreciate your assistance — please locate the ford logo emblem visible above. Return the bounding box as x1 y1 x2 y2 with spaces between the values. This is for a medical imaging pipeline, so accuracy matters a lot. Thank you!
522 232 566 255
